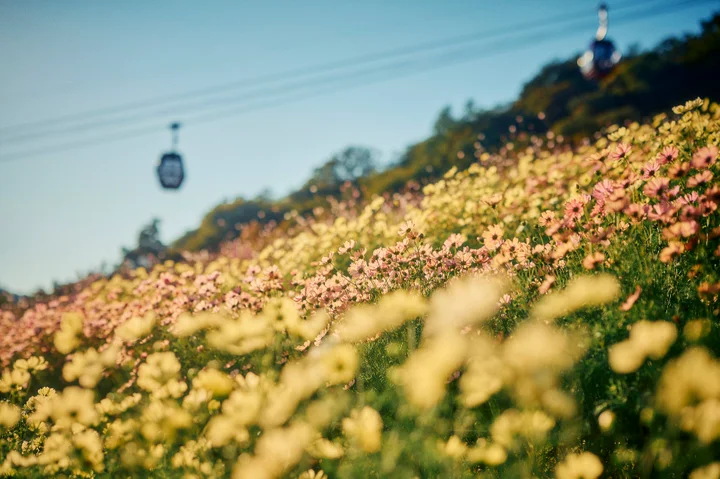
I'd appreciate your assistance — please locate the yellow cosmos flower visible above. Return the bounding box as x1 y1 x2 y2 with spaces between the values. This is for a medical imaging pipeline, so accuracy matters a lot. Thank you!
342 406 383 453
0 402 21 428
556 452 603 479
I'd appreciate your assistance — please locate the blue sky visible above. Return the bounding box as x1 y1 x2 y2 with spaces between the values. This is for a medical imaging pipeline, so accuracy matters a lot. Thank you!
0 0 717 294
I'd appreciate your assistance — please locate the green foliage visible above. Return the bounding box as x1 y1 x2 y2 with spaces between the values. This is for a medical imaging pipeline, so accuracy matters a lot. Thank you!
174 198 284 253
175 13 720 258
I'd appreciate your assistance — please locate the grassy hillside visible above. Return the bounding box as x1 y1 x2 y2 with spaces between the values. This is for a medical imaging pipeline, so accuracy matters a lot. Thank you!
1 97 719 478
172 13 720 255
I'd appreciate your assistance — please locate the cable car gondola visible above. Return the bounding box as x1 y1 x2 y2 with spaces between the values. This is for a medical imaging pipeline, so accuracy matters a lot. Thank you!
157 122 185 190
578 3 621 80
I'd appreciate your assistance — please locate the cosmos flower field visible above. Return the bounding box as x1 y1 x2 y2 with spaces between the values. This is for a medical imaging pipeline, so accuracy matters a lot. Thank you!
1 98 720 478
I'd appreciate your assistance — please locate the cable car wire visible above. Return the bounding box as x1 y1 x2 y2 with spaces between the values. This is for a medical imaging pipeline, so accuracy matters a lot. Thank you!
0 0 684 140
0 0 708 162
0 0 713 164
1 0 708 148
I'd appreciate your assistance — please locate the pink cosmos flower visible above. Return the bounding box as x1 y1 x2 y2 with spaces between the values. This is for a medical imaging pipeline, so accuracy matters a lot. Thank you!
319 252 335 266
640 161 661 179
225 291 241 309
687 170 713 188
397 220 415 237
643 177 670 199
705 185 720 203
443 234 466 250
455 250 474 269
564 198 585 221
691 145 718 169
619 286 642 311
482 225 504 251
545 220 563 236
657 145 679 165
610 143 632 161
538 275 556 294
606 188 628 212
484 193 503 206
663 220 699 240
659 241 685 263
348 260 368 278
538 211 556 227
592 180 615 201
669 162 690 179
677 220 700 237
679 205 701 222
647 202 675 223
590 200 606 218
675 191 700 207
498 294 512 306
700 199 718 216
338 240 356 255
582 251 606 270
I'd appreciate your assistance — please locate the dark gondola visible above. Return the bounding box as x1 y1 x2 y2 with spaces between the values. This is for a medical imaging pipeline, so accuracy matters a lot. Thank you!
578 3 621 80
157 122 185 190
